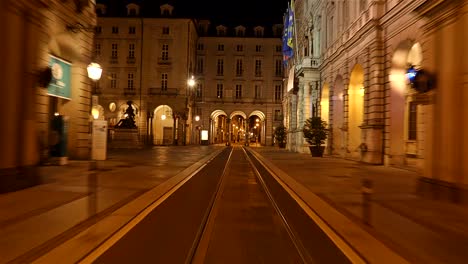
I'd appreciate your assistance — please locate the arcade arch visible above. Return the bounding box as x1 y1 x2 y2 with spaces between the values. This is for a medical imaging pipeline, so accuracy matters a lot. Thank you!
348 64 365 157
153 104 174 145
389 41 425 167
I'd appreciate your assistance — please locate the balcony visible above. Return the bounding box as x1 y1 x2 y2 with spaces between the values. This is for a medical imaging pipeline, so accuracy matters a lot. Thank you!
109 56 118 64
124 88 136 95
149 87 179 96
157 57 172 65
127 57 136 64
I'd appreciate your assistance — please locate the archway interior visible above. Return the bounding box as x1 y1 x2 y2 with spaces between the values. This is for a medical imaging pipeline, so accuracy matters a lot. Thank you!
231 114 246 143
321 83 330 125
211 110 228 144
348 64 365 152
248 115 262 144
389 41 423 159
332 77 345 154
153 105 173 145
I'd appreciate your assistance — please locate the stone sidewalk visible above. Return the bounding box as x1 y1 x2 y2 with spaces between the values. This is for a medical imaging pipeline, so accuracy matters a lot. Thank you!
251 147 468 264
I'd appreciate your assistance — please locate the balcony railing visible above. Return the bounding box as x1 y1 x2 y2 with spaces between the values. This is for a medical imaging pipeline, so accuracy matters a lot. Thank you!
157 57 172 65
110 56 118 64
124 88 136 95
127 57 136 64
149 87 179 96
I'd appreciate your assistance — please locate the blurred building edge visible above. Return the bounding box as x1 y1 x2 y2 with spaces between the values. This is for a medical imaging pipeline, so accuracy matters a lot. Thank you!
0 0 97 193
284 0 468 203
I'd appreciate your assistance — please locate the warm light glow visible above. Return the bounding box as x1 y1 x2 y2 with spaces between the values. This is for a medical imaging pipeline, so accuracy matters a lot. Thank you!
54 112 60 116
359 86 365 96
195 115 200 121
187 75 195 87
91 107 99 120
201 130 209 140
161 114 166 120
87 63 102 81
256 118 259 122
255 123 259 127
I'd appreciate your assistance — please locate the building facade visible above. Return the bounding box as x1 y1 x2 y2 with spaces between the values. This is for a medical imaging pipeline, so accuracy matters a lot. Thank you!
94 2 284 147
1 0 97 192
285 0 468 201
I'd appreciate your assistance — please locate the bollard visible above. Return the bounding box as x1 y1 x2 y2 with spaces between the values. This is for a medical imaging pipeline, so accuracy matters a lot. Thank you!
361 178 373 226
88 160 98 216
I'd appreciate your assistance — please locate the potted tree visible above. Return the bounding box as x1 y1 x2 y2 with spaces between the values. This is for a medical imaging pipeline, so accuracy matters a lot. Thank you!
274 124 287 148
302 116 328 157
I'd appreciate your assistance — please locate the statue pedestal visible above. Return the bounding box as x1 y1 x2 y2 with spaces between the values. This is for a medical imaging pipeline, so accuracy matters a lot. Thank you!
109 128 142 149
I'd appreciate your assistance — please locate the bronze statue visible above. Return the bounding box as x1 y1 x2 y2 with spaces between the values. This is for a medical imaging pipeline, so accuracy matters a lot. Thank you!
115 101 137 128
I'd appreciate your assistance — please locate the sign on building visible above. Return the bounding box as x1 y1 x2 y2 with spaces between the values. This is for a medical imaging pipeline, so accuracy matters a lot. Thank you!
47 55 72 99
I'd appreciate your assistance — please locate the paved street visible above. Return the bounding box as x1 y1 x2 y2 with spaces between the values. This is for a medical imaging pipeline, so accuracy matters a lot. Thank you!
0 145 467 263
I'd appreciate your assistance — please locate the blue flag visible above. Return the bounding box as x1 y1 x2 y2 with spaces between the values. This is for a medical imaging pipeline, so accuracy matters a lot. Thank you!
283 7 293 64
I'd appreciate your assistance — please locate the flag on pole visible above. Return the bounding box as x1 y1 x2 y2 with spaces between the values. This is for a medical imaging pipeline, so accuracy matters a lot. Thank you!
282 1 294 65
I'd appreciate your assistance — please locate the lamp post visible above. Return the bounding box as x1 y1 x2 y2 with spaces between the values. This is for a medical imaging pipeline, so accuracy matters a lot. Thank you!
87 63 107 162
183 75 196 145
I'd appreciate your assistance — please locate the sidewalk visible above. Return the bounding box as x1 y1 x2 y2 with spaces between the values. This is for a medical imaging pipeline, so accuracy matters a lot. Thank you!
251 147 468 264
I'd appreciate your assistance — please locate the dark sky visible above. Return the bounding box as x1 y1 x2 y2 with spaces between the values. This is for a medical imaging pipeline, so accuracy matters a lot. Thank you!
99 0 289 25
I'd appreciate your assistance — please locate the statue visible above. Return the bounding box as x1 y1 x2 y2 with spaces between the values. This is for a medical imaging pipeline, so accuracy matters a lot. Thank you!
115 101 137 129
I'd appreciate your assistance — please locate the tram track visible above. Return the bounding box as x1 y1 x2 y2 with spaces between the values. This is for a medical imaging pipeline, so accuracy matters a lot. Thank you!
75 146 360 264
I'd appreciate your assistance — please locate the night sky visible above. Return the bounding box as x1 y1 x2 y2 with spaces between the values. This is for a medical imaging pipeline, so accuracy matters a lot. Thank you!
98 0 289 25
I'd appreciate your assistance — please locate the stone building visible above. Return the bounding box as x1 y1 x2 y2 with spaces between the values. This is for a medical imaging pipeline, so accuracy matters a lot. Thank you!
1 0 97 192
285 0 468 201
94 2 284 146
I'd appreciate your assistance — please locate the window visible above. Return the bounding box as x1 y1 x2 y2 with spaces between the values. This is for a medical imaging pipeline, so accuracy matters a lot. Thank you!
408 102 417 140
127 73 134 89
236 45 243 52
128 8 136 16
95 43 101 57
360 0 367 12
274 110 282 121
128 44 135 58
275 60 282 76
196 57 204 73
161 73 168 90
217 44 224 51
95 26 102 34
216 84 223 98
196 83 202 98
197 43 204 51
235 84 242 99
254 85 261 99
162 26 170 34
255 45 262 52
217 59 224 76
111 43 118 58
255 60 262 77
129 26 136 34
162 44 169 60
217 28 226 36
275 84 283 102
255 28 263 37
112 26 119 34
276 45 282 52
110 73 117 89
236 59 243 76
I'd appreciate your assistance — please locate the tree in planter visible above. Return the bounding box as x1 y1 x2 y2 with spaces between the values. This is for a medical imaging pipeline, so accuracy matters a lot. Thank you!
274 124 287 148
302 117 328 157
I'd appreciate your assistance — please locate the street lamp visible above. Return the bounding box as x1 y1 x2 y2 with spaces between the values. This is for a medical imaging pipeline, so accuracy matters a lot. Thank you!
87 63 102 81
88 62 107 161
183 75 196 145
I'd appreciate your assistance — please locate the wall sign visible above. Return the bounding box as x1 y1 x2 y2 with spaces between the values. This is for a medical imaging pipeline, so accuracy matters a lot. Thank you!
47 55 72 100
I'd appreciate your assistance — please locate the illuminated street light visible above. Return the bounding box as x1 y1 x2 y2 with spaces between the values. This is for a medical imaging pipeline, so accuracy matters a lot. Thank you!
87 63 102 81
187 75 196 87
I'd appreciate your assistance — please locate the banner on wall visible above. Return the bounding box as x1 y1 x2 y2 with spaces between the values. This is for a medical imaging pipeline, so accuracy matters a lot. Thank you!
47 55 72 100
